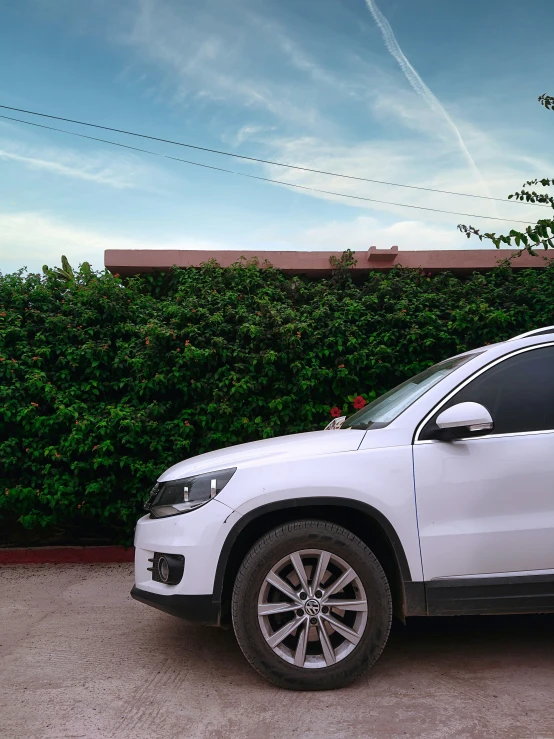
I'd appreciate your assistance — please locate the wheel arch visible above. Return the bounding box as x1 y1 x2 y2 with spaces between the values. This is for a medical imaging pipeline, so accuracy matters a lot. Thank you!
213 497 421 623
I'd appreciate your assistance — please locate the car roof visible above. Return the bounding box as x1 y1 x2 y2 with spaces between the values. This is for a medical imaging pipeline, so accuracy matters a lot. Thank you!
507 326 554 341
455 326 554 361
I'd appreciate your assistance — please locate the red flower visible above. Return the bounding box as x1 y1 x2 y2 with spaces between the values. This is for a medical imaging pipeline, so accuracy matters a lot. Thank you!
330 406 342 418
353 395 367 410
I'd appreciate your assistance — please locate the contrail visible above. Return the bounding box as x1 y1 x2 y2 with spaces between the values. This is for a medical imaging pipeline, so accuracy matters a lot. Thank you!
364 0 489 195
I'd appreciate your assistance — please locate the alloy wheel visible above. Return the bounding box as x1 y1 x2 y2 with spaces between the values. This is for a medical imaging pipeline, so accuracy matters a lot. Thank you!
257 549 368 669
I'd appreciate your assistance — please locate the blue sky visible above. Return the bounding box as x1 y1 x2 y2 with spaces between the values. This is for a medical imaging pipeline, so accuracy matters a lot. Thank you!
1 0 553 274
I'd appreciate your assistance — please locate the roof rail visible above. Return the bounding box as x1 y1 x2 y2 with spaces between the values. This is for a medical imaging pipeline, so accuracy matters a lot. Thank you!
509 326 554 341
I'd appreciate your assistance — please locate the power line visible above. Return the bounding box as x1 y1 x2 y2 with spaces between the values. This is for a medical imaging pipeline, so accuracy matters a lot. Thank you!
0 112 534 224
0 103 547 208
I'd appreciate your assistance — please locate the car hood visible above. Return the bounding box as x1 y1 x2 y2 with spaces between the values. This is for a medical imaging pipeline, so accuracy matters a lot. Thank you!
158 429 366 481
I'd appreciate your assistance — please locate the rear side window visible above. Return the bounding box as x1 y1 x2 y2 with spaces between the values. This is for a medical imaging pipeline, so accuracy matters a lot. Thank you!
420 345 554 439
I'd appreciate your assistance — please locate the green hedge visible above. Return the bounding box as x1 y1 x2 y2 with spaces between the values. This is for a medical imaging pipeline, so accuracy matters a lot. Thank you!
1 256 553 545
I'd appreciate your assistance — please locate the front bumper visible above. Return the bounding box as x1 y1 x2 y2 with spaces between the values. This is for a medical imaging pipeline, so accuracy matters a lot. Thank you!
132 497 241 624
131 586 220 625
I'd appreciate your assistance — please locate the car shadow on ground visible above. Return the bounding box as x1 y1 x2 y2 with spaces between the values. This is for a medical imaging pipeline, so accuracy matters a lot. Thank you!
141 610 554 689
388 613 554 660
394 611 554 639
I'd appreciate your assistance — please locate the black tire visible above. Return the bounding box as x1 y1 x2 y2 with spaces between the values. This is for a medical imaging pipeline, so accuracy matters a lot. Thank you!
231 520 392 690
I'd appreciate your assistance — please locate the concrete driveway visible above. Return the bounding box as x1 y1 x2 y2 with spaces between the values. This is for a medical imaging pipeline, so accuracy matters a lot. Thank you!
2 563 553 739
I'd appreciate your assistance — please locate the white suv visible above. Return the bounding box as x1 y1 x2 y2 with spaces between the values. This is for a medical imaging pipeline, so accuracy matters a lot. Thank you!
132 327 554 690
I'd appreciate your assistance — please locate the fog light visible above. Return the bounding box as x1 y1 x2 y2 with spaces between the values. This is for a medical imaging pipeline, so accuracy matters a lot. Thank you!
148 553 185 585
159 556 170 583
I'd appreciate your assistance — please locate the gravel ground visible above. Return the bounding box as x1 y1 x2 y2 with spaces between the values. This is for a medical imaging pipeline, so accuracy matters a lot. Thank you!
1 563 554 739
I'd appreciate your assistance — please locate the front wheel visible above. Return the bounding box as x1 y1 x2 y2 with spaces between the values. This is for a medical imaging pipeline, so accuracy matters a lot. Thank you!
231 520 392 690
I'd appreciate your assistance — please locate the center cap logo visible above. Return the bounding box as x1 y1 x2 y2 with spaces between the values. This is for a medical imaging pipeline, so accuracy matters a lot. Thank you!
305 598 321 616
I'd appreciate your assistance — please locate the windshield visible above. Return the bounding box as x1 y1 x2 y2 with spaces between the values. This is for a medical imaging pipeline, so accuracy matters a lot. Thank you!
342 353 480 430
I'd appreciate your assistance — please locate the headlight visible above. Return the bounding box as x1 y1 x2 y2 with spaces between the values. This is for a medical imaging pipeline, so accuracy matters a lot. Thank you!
145 468 236 518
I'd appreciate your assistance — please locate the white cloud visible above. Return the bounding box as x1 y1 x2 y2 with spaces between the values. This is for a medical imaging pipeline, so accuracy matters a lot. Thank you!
113 0 551 232
0 211 486 278
0 211 225 274
5 0 551 259
120 0 334 133
295 215 480 251
0 138 149 189
364 0 486 192
258 135 548 230
227 124 277 147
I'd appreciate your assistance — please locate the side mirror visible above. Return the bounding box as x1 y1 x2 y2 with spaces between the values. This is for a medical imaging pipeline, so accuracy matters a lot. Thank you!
434 402 493 440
